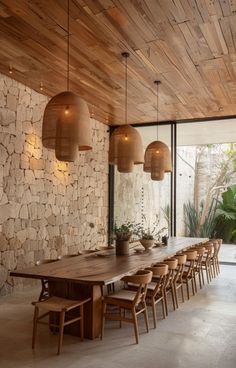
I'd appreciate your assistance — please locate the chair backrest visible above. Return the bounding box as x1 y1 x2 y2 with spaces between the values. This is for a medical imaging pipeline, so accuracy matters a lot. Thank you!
145 264 168 297
203 244 213 261
175 254 187 265
163 258 178 287
122 270 153 305
210 240 221 258
174 254 187 282
164 258 178 270
184 250 198 261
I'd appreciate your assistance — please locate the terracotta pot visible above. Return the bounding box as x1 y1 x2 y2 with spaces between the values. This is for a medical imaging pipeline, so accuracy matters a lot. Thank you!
115 240 130 255
139 239 154 250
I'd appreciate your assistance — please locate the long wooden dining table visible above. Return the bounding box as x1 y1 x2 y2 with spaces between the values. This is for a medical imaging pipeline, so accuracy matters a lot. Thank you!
11 237 208 339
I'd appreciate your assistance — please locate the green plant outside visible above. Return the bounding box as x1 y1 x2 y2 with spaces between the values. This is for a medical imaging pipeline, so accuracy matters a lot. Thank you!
214 185 236 243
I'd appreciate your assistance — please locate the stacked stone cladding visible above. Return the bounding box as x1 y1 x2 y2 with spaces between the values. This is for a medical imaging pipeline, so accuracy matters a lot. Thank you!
0 73 109 295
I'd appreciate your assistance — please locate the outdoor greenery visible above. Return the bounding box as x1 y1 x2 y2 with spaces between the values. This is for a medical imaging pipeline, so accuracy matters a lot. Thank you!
184 185 236 243
214 185 236 243
182 143 236 244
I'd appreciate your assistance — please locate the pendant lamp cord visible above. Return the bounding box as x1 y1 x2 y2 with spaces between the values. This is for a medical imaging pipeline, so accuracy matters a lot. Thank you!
67 0 70 91
154 80 161 140
125 55 128 125
121 52 129 125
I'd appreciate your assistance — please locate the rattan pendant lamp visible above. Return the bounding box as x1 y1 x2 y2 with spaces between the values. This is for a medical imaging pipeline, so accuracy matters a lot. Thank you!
109 52 144 173
143 81 172 180
42 0 92 162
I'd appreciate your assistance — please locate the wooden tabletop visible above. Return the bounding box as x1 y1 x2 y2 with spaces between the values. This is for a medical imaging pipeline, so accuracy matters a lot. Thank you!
10 237 208 286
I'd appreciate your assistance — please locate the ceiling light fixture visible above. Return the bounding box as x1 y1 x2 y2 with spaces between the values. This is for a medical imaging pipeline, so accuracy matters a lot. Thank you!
109 52 144 173
42 0 92 162
143 81 172 181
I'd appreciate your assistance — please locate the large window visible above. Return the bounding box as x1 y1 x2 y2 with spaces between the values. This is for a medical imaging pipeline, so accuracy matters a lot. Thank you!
112 118 236 245
114 124 172 239
176 119 236 241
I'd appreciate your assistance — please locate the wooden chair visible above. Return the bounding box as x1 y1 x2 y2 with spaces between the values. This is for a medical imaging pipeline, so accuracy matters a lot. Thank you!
174 254 187 306
101 269 153 344
35 259 59 301
162 258 178 314
210 239 222 277
32 296 90 355
182 250 198 299
145 264 169 328
201 243 214 283
191 246 205 289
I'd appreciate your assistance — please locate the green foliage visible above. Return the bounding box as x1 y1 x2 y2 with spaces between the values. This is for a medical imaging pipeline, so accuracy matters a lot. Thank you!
134 214 167 241
214 185 236 243
184 202 198 237
113 222 134 241
161 204 170 229
184 199 218 238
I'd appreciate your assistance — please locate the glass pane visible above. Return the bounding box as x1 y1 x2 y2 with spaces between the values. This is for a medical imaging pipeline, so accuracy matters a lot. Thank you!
176 119 236 242
114 125 172 242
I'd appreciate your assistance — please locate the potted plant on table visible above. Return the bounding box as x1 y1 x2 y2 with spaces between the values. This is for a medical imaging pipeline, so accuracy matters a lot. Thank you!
135 215 167 250
139 229 155 250
113 222 133 255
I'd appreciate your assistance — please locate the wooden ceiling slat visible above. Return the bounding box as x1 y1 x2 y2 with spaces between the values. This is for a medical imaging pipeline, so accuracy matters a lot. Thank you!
0 0 236 124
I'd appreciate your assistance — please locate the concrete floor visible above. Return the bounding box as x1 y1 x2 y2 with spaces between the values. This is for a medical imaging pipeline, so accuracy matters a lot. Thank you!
220 244 236 263
0 265 236 368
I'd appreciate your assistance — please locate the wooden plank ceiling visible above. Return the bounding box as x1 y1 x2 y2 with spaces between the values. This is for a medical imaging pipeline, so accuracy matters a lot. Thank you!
0 0 236 125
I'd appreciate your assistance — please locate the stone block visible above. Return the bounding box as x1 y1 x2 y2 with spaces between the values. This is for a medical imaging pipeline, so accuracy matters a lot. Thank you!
19 204 28 219
7 94 18 111
0 264 8 288
29 158 45 170
0 233 8 251
0 108 16 126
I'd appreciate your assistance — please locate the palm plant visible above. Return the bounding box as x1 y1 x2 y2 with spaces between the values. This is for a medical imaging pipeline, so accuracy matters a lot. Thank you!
214 185 236 243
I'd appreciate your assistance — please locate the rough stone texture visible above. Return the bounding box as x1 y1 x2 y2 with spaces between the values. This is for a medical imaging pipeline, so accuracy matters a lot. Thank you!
0 73 109 295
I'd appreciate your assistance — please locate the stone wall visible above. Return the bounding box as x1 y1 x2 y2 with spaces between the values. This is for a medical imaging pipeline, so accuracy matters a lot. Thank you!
0 73 109 295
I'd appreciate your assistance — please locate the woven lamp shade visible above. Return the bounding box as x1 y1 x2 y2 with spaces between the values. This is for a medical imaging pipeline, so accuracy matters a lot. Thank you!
42 91 92 161
150 153 165 181
144 140 172 181
109 125 144 173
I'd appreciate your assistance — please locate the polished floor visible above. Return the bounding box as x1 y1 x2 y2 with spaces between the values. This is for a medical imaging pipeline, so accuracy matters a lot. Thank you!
0 265 236 368
220 244 236 263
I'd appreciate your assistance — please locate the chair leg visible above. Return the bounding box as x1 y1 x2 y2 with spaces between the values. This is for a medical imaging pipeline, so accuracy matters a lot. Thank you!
186 280 190 300
57 310 65 355
201 266 205 286
152 298 157 328
143 302 149 333
164 291 168 316
32 306 39 349
161 297 166 319
101 302 106 340
80 305 84 341
171 288 176 310
132 309 139 344
181 284 184 303
119 307 122 328
198 271 202 289
191 278 195 296
174 284 178 309
194 274 197 293
206 266 210 284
